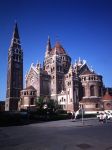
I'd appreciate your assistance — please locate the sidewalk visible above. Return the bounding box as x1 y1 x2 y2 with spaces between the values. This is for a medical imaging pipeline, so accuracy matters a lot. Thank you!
70 118 98 127
30 117 101 128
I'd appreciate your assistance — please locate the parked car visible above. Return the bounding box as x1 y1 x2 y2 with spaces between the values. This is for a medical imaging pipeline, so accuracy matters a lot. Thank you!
106 112 112 120
97 111 112 122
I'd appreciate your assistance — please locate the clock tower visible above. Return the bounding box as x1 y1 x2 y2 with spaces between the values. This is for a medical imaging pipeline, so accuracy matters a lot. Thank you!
5 23 23 111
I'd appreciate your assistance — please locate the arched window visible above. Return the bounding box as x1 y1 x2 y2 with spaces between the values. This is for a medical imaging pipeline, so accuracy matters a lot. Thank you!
30 98 34 105
106 103 111 108
98 86 102 97
90 85 95 96
82 86 85 97
96 103 99 108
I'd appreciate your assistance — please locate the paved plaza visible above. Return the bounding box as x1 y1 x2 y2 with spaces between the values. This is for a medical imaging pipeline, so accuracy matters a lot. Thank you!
0 118 112 150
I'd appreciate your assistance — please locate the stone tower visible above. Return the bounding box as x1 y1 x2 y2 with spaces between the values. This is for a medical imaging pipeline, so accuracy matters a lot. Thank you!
5 23 23 111
44 37 71 100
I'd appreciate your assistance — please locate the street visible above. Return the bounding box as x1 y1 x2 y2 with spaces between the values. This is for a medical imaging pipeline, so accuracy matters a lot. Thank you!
0 118 112 150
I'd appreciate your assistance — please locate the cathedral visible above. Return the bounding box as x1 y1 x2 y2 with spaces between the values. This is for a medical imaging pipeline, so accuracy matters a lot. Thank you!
5 23 112 114
19 37 104 113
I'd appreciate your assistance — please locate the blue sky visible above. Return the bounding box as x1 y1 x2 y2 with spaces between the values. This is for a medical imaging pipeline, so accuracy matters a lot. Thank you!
0 0 112 100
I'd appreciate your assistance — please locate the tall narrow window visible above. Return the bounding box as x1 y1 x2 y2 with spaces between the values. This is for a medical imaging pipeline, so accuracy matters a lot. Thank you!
90 85 94 96
82 86 85 97
30 98 34 105
98 86 102 97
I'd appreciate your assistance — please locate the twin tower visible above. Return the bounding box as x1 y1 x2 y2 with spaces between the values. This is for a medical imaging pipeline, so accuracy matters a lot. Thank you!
5 23 73 111
5 23 104 113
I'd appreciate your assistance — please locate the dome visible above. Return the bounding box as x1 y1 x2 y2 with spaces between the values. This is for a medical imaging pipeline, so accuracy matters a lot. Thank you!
51 42 66 54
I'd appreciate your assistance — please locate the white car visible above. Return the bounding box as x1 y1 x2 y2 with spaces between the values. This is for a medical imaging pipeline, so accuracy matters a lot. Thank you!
106 112 112 120
97 111 112 121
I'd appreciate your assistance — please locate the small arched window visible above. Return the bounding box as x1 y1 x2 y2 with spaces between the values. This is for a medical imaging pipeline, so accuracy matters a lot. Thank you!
82 86 85 97
90 85 95 96
30 98 34 105
96 103 99 108
106 103 111 107
98 86 102 97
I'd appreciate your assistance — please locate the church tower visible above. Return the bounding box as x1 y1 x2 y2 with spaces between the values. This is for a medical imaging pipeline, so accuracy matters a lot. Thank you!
44 37 71 100
5 23 23 111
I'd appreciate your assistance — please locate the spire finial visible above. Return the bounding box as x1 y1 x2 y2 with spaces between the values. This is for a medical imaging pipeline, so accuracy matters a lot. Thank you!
90 66 93 72
13 22 20 39
14 19 17 24
48 35 50 40
55 35 61 48
56 35 59 42
79 57 81 62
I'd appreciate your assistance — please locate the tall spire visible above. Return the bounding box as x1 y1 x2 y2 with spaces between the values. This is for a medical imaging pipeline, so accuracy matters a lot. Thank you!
10 22 21 48
13 22 20 39
46 35 51 52
5 22 23 111
45 36 51 57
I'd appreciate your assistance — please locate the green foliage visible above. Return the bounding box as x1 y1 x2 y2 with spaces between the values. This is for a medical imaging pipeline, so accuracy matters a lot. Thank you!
35 97 45 109
47 99 58 112
35 97 60 115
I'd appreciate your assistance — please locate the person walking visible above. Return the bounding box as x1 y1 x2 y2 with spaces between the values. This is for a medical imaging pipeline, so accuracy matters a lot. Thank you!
71 111 75 121
99 113 104 124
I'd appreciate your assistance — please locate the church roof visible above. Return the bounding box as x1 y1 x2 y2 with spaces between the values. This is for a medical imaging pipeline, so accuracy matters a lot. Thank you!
80 98 101 104
51 42 66 54
81 70 96 75
24 86 36 91
102 91 112 101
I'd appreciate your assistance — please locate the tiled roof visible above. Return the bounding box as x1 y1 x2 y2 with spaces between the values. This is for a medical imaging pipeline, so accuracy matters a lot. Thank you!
81 70 95 75
24 86 36 91
103 92 112 100
51 42 66 54
80 98 101 103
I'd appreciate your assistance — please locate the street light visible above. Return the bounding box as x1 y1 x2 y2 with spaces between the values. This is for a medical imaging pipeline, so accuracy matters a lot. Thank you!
80 104 84 125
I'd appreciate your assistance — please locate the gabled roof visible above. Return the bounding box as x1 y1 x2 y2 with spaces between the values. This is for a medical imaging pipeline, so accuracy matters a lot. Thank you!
81 70 96 75
25 63 39 80
24 86 36 91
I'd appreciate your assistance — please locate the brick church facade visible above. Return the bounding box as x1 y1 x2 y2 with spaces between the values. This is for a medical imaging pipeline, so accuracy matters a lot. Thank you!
5 24 112 113
19 36 104 113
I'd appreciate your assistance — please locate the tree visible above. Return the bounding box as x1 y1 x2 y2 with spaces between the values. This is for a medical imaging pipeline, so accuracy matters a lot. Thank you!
35 97 59 114
35 97 45 109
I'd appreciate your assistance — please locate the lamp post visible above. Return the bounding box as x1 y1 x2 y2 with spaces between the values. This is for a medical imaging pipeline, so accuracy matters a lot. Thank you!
81 105 84 125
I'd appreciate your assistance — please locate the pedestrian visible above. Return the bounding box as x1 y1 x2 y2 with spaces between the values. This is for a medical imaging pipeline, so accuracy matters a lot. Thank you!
71 111 75 121
99 113 104 124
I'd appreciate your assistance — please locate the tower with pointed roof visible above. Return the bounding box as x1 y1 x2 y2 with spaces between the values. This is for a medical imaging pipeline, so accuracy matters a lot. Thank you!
5 23 23 111
45 36 51 58
44 37 71 100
